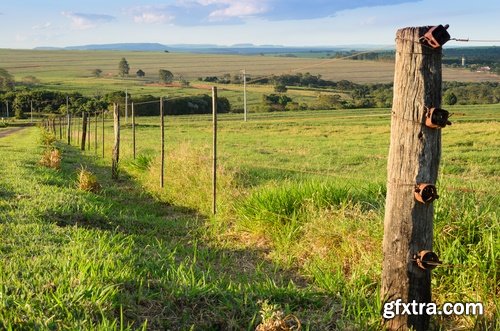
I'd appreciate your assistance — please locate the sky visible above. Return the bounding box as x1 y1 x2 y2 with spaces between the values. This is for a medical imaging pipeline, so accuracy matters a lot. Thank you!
0 0 499 49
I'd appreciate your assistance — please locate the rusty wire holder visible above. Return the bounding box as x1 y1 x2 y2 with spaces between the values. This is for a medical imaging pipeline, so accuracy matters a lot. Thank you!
419 24 451 48
425 107 452 129
414 250 442 270
414 183 439 203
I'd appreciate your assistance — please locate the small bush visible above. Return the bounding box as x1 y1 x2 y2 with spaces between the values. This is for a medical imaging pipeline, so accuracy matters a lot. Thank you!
256 300 301 331
39 148 61 169
40 129 56 147
77 167 100 193
130 154 153 171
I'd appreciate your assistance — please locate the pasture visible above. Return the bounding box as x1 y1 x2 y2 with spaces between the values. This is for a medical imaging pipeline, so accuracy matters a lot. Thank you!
1 48 499 92
0 104 498 329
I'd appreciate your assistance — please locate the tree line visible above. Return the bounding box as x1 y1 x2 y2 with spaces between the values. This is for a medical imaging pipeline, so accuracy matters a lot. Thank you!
0 88 231 119
1 65 498 118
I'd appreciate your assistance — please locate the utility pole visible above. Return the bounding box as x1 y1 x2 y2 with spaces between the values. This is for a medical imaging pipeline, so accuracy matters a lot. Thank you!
30 100 33 123
242 69 247 122
382 25 449 331
6 101 9 118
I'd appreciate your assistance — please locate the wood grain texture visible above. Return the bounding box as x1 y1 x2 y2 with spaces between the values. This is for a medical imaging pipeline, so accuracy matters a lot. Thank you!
112 104 120 179
81 112 87 151
381 27 443 331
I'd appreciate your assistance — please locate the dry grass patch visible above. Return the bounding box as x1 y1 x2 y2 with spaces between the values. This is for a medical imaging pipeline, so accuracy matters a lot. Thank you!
39 148 61 169
77 167 100 193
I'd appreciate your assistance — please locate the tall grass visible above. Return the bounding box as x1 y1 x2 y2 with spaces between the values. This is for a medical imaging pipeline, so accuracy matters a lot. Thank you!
1 105 498 329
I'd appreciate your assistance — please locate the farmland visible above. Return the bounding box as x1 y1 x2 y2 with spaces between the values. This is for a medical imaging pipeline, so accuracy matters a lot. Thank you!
0 46 499 330
1 48 499 91
1 102 498 329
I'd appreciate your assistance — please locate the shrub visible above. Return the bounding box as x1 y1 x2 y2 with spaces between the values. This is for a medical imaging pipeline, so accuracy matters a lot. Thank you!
39 148 61 169
77 167 100 193
40 129 56 147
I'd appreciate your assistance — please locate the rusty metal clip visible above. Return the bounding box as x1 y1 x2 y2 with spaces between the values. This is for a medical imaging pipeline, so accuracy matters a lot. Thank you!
414 250 442 270
425 107 452 129
420 24 450 48
414 184 439 203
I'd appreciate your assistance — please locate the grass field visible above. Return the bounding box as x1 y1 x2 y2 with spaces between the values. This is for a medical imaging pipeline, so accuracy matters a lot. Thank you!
0 104 498 329
1 48 498 92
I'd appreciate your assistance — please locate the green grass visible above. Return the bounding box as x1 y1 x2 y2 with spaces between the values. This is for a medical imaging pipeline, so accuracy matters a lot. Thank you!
1 103 498 329
1 48 498 90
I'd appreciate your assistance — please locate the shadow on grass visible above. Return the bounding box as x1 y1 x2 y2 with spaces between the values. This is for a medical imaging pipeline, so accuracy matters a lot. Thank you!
30 141 332 330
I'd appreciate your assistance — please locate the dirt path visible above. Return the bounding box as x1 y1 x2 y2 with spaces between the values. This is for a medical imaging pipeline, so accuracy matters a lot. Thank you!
0 126 29 138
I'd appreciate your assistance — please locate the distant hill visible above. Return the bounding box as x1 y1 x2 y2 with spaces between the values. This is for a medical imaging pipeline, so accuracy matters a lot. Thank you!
33 42 381 55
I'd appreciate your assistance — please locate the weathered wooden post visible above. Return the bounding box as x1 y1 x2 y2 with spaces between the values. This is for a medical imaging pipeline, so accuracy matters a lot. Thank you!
76 115 80 147
66 97 71 145
51 118 56 135
81 112 87 151
94 111 98 155
382 26 448 330
112 104 120 179
160 98 165 188
212 87 218 215
132 102 136 159
58 117 62 139
102 111 105 158
87 113 91 151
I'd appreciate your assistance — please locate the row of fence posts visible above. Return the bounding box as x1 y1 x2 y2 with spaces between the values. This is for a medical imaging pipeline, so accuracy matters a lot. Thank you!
41 87 219 215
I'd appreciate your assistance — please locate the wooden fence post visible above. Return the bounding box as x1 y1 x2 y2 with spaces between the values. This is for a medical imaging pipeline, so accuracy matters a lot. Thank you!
132 102 136 159
102 111 105 158
94 112 98 155
59 117 62 139
51 118 56 135
160 97 164 188
381 26 444 331
87 113 91 151
112 104 120 179
66 97 71 145
76 115 80 147
81 112 87 151
212 86 218 215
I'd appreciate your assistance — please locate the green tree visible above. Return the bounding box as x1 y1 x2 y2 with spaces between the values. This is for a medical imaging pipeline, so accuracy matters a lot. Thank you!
0 68 15 91
443 91 458 105
159 69 174 83
274 84 287 93
118 58 130 77
136 69 145 78
13 92 30 119
92 69 103 78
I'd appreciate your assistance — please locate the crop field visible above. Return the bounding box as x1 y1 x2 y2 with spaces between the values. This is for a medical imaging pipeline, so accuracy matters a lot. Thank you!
0 103 498 329
1 48 499 92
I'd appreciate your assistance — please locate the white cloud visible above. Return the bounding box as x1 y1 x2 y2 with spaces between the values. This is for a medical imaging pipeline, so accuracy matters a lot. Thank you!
32 22 52 30
207 1 269 20
125 0 420 26
62 12 115 30
130 6 175 24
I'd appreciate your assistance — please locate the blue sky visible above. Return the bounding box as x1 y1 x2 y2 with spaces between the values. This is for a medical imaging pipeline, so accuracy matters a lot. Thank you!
1 0 499 48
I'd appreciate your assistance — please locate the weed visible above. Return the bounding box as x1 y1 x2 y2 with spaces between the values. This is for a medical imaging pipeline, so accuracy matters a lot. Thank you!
129 154 153 171
256 300 301 331
77 166 101 193
39 128 56 147
39 148 61 169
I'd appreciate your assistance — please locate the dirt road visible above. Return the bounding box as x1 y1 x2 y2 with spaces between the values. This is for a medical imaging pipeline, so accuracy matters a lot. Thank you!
0 126 29 138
